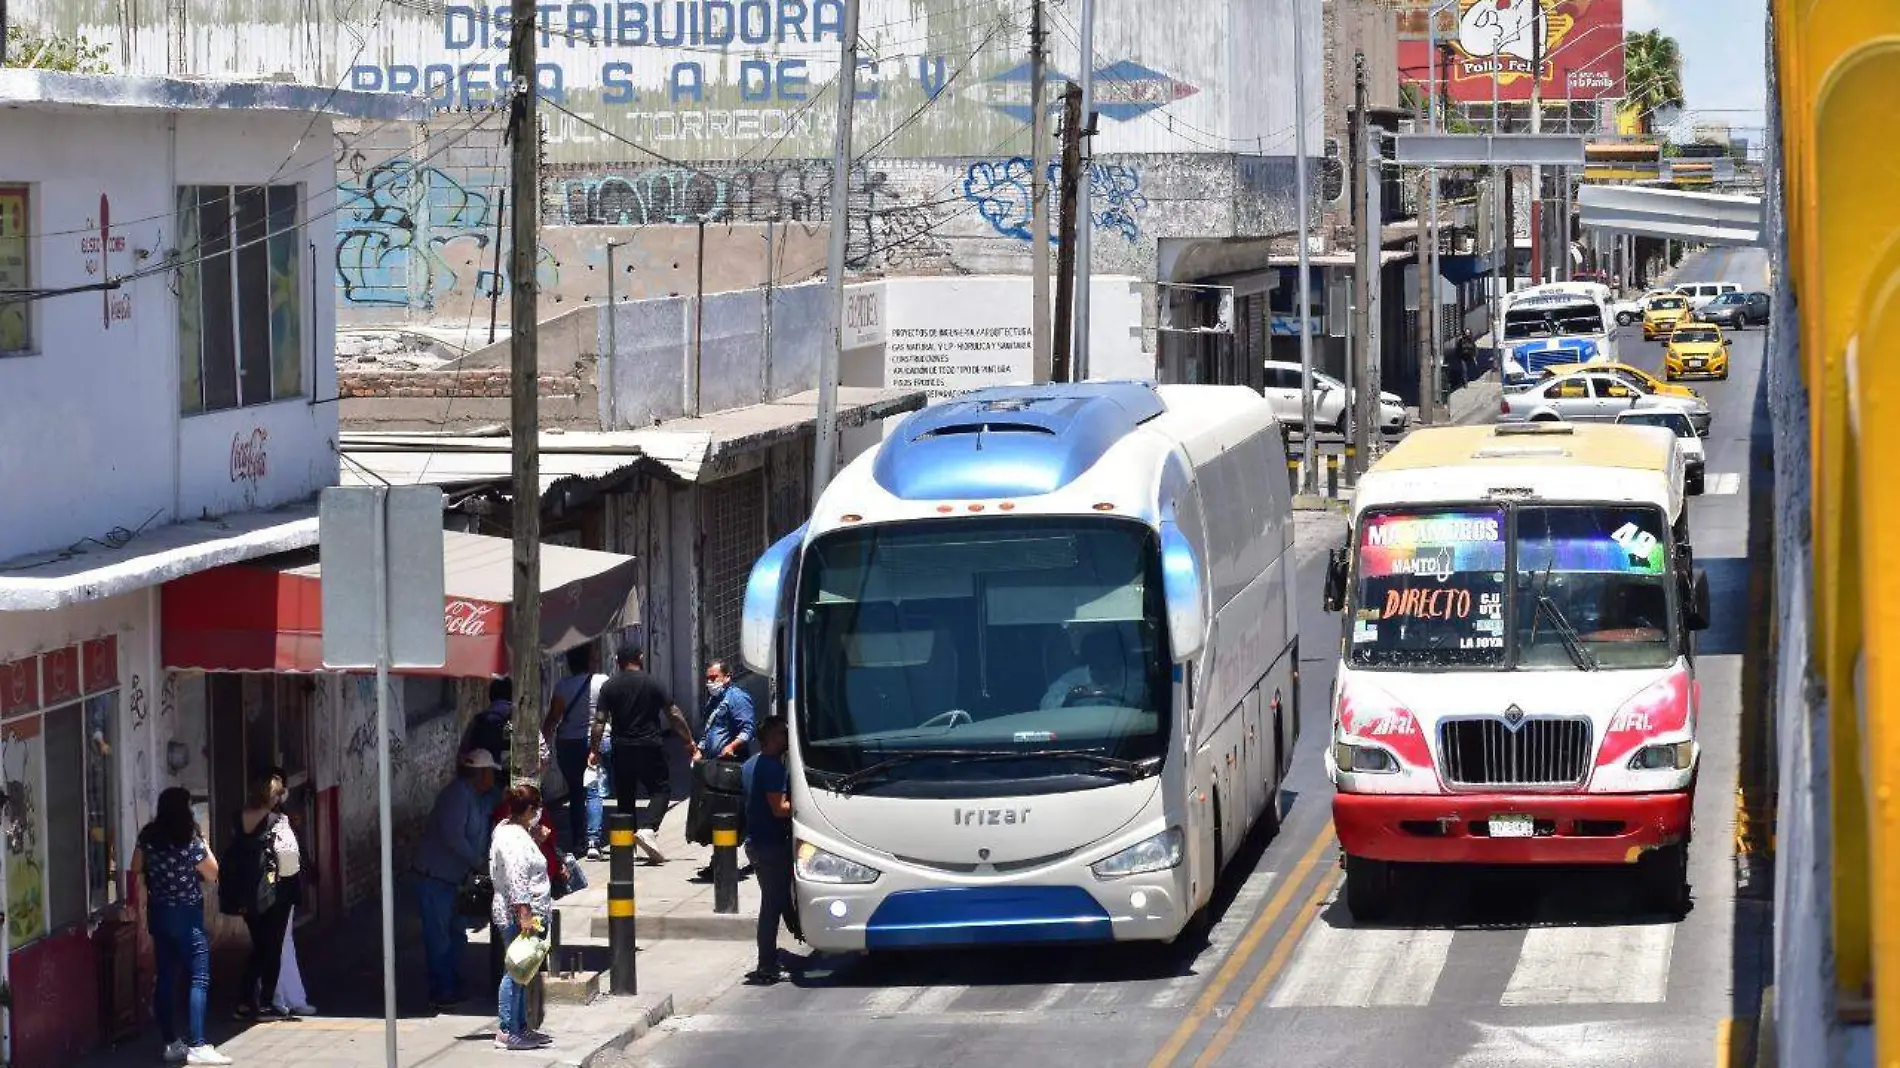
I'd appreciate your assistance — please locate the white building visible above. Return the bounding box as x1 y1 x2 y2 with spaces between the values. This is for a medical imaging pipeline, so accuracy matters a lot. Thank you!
0 69 421 1068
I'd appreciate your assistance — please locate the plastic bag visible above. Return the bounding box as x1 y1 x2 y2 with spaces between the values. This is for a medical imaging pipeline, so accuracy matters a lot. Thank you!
504 924 550 984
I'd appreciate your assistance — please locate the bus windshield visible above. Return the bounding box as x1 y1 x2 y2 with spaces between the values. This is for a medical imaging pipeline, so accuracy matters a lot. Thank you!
1350 504 1679 671
795 517 1171 797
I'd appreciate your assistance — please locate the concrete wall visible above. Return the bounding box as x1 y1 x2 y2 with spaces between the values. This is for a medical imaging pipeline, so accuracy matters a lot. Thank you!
334 116 828 324
0 106 341 563
1763 0 1840 1059
19 0 1311 163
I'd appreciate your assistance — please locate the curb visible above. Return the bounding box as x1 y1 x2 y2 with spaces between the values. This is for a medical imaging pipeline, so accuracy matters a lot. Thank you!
588 911 754 942
576 993 675 1068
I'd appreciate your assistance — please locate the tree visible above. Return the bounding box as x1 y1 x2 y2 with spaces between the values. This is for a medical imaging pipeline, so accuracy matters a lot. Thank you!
3 21 112 72
1624 30 1684 135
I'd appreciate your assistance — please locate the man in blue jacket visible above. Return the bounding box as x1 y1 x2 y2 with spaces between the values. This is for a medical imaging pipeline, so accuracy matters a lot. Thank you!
412 749 500 1011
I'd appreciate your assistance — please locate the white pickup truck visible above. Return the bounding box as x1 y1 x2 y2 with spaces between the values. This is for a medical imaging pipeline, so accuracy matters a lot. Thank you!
1613 289 1678 326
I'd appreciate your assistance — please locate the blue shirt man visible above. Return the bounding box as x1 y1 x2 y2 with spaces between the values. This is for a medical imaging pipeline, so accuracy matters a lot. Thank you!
742 716 795 985
698 660 757 760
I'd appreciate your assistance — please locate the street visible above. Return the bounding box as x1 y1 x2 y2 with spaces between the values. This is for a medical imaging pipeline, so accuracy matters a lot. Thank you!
621 247 1775 1068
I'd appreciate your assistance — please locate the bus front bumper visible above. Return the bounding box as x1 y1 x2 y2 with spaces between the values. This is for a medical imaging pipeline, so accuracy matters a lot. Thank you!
1332 790 1692 866
797 879 1191 953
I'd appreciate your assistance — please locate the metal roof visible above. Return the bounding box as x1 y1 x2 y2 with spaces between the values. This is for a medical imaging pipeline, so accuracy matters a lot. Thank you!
1370 424 1676 475
0 70 428 121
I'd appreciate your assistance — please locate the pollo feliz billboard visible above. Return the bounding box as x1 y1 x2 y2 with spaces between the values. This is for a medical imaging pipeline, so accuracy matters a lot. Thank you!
1396 0 1625 104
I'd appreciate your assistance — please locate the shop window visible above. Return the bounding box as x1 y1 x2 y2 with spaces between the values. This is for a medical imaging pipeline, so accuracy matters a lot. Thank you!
0 184 30 355
176 184 304 414
1 640 121 949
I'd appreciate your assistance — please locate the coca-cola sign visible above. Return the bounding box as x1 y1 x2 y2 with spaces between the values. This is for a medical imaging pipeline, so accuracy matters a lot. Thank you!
229 428 270 485
444 599 498 637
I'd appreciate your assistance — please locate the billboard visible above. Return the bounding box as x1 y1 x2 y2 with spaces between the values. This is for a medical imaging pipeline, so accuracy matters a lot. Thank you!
1396 0 1624 104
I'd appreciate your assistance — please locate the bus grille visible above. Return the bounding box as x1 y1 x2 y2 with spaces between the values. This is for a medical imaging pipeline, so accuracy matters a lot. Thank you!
1438 717 1592 787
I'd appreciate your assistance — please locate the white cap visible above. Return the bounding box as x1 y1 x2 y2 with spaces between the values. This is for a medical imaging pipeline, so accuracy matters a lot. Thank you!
460 749 502 771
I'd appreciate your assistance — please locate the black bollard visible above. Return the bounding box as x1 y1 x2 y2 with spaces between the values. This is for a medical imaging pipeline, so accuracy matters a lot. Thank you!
1286 456 1300 496
1326 452 1341 499
712 812 740 914
608 812 638 995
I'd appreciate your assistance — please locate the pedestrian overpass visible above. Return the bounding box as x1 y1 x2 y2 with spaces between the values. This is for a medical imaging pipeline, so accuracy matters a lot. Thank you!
1577 184 1765 246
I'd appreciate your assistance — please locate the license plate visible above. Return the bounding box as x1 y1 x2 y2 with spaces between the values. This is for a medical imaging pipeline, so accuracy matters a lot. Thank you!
1489 814 1535 838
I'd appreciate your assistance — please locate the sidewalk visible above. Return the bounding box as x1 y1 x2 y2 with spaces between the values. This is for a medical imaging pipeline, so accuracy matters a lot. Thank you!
79 808 759 1068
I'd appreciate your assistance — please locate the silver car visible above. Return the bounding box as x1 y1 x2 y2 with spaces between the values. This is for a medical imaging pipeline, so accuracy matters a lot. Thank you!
1500 371 1713 435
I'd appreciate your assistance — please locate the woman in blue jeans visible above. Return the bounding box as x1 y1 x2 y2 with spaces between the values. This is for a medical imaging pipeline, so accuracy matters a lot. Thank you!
130 787 232 1065
489 783 554 1051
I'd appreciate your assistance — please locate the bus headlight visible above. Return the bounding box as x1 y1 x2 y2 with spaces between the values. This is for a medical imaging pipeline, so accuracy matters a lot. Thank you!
1334 740 1399 774
1628 741 1694 771
1091 827 1185 879
795 840 881 884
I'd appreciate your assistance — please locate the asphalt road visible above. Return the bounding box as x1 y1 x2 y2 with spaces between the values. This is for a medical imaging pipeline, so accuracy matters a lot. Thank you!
623 248 1775 1068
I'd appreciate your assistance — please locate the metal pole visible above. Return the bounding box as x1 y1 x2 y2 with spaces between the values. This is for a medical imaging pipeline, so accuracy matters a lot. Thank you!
372 488 398 1068
815 0 860 497
1529 2 1544 286
1029 0 1053 382
607 812 637 994
1489 30 1503 382
487 190 506 346
604 240 621 429
1052 83 1082 383
1350 54 1372 480
1294 0 1317 492
1424 15 1443 425
1072 0 1096 379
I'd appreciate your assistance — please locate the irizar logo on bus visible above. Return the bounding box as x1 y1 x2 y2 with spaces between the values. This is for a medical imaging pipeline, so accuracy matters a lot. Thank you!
954 807 1031 826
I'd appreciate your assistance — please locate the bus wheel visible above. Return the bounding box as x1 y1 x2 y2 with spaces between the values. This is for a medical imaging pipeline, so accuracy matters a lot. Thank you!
1343 854 1396 922
1638 843 1690 918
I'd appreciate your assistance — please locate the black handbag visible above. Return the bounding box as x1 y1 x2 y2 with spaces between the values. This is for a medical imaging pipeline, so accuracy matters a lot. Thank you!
454 869 493 923
686 759 747 846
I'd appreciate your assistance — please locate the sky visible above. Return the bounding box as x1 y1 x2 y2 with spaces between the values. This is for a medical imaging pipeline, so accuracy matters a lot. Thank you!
1623 0 1769 139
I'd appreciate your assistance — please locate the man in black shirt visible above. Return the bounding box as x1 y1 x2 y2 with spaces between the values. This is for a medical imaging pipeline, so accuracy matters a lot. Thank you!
592 643 699 862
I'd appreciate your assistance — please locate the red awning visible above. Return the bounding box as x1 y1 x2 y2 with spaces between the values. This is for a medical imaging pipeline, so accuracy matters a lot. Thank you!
161 531 639 677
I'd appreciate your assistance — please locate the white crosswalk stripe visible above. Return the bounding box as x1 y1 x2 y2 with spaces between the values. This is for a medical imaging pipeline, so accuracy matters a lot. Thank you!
1705 472 1741 495
1266 919 1455 1007
1500 924 1675 1006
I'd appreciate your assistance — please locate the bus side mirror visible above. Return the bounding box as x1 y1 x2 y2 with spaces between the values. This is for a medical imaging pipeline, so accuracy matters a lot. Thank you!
741 526 806 676
1322 545 1350 613
1687 568 1711 631
1160 521 1207 661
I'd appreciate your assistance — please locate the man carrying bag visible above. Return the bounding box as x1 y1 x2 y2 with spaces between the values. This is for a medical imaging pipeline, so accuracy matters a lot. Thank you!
690 660 755 880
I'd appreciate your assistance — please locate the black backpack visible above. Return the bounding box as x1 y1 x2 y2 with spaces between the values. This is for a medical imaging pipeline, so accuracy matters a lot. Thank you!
217 813 280 917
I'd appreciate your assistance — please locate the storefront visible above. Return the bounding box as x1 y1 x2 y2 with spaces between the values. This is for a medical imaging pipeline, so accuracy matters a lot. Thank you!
159 529 640 915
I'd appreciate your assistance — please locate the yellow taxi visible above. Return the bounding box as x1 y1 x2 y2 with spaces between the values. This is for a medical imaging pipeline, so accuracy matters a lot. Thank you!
1539 360 1702 399
1642 293 1693 340
1663 322 1731 381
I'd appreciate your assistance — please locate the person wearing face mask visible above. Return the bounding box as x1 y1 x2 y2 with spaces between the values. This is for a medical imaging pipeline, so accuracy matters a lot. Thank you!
692 661 756 881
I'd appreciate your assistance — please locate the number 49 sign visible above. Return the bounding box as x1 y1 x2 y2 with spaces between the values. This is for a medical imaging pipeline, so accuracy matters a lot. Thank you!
1611 522 1662 567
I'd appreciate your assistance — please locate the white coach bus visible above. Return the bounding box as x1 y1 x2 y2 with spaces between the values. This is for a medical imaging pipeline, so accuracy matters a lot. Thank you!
739 381 1300 951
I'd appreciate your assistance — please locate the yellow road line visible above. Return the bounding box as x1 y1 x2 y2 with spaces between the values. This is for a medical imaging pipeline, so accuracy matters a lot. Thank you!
1188 859 1342 1068
1143 826 1337 1068
1716 1016 1735 1067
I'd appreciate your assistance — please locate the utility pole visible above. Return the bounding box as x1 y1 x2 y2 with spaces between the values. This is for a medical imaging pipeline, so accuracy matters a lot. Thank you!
814 0 861 498
1504 165 1517 295
1424 13 1447 425
1052 82 1082 383
1349 53 1373 479
1528 1 1544 285
506 2 542 783
1489 32 1503 369
1029 0 1052 382
1415 168 1434 424
1071 0 1097 379
1293 0 1317 492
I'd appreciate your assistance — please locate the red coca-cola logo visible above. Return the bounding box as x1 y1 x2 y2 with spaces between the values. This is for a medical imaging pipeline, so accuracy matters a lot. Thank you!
444 599 497 637
230 428 269 484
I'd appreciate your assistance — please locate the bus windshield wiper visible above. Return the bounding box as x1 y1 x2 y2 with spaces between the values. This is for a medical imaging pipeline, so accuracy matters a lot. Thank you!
1527 558 1598 671
828 748 1160 794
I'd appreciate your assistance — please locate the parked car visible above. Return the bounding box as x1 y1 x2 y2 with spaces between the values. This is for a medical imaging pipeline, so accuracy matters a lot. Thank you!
1643 294 1694 340
1664 322 1732 381
1674 280 1743 313
1700 291 1773 329
1618 408 1707 495
1260 360 1408 436
1500 369 1712 435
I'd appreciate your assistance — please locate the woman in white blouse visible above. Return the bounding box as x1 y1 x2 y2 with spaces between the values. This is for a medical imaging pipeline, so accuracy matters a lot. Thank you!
489 783 553 1051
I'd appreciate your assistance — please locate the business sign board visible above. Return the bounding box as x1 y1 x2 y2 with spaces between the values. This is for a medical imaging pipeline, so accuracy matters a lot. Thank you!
1395 0 1624 104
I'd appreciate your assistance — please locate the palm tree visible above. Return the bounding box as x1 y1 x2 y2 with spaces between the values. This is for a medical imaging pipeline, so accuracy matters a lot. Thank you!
1624 30 1685 135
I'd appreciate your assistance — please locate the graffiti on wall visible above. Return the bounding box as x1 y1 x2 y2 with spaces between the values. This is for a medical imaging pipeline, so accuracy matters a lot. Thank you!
556 160 950 271
336 156 560 309
959 158 1148 244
